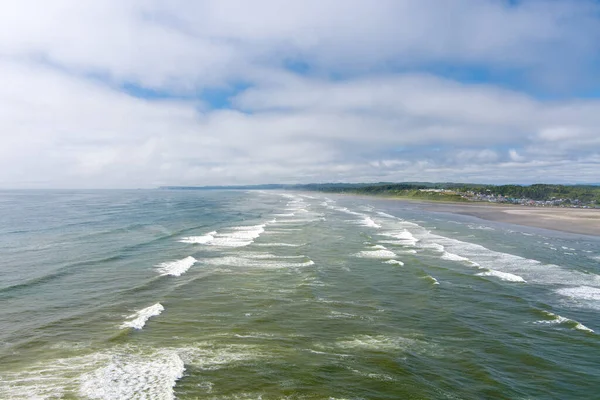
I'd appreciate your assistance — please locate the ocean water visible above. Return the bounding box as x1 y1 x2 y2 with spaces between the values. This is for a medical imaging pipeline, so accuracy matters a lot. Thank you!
0 190 599 399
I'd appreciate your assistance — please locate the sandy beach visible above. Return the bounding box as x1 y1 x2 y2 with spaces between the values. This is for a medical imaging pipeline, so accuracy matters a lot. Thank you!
424 203 600 237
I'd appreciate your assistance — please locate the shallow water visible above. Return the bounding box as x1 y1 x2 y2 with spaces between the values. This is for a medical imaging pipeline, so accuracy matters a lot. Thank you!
0 190 599 399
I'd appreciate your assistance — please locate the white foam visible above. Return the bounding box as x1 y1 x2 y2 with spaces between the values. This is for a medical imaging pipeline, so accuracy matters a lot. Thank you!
574 323 595 333
441 251 471 262
477 269 526 283
535 311 569 325
383 260 404 266
424 275 440 285
255 242 304 247
379 230 418 246
417 231 600 292
421 242 444 252
360 216 381 228
328 335 425 353
556 286 600 301
203 256 314 269
80 349 184 400
209 224 265 247
467 224 495 231
535 311 594 333
376 212 397 219
355 250 396 259
120 303 164 330
332 206 363 216
370 244 387 250
241 253 306 259
156 256 197 277
1 343 266 399
179 231 216 244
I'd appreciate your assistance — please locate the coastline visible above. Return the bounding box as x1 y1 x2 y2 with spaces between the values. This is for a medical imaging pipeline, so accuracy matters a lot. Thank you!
298 191 600 236
421 202 600 237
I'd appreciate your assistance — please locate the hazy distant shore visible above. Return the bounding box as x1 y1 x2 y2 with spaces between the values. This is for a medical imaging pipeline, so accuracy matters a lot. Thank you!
423 202 600 237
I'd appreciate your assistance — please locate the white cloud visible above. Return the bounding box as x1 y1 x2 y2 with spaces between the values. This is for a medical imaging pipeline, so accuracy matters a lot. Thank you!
0 1 599 187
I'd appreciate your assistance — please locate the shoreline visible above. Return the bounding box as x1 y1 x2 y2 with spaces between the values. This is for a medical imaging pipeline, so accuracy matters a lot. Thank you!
298 191 600 236
420 202 600 237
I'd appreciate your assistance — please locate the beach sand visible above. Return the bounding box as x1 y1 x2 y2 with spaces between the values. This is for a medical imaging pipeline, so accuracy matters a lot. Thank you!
424 203 600 237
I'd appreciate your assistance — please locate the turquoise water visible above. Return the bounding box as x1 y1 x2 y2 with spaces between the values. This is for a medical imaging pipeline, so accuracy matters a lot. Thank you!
0 190 599 399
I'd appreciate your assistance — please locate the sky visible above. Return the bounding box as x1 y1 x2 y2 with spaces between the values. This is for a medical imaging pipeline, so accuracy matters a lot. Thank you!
1 0 600 188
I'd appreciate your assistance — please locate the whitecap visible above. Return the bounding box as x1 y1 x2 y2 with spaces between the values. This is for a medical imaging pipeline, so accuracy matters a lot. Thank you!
254 242 304 247
556 286 600 301
120 303 164 330
179 231 216 244
354 250 396 259
376 212 397 219
379 230 418 246
359 216 381 228
209 224 265 247
477 269 526 283
441 251 471 262
535 311 594 333
156 256 196 277
383 260 404 266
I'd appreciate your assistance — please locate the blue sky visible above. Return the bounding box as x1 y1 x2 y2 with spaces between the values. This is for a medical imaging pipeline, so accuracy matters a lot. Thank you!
0 0 599 188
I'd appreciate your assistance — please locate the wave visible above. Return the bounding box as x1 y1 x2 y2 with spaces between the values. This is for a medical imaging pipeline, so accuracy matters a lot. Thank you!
441 251 471 262
80 348 184 400
254 242 304 247
0 268 72 296
383 260 404 266
376 212 397 219
424 275 440 285
379 231 418 246
0 346 186 400
535 311 594 333
202 256 314 269
477 269 526 283
241 253 306 259
555 286 600 309
360 217 381 229
156 256 197 277
208 224 266 247
467 224 495 231
120 303 164 330
355 250 396 259
179 231 216 244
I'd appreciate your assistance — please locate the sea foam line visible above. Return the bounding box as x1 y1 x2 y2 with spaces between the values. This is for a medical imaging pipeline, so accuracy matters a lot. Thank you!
120 303 164 330
202 256 314 269
156 256 197 277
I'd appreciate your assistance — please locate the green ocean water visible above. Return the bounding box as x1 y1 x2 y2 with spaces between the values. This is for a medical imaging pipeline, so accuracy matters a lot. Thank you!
0 189 599 399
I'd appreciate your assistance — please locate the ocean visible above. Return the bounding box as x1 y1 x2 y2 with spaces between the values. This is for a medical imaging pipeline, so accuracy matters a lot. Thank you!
0 189 599 399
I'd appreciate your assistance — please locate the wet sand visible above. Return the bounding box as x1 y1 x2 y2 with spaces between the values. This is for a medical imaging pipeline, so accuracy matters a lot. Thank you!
424 203 600 237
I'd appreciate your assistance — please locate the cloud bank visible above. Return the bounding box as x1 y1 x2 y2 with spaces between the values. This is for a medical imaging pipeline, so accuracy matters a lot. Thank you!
1 0 599 187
